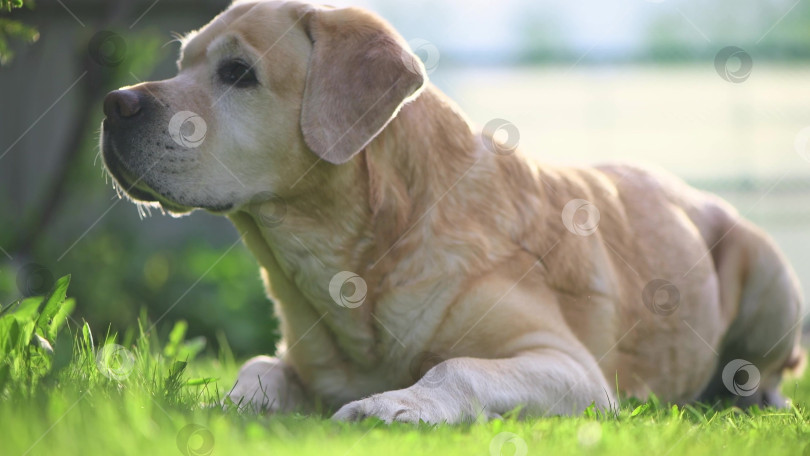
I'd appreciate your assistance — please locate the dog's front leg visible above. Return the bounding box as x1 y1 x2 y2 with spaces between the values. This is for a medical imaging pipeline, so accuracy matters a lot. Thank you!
226 356 308 413
332 351 614 424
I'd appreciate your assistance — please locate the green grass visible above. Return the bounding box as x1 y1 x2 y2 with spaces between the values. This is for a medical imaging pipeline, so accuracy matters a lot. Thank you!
2 277 810 456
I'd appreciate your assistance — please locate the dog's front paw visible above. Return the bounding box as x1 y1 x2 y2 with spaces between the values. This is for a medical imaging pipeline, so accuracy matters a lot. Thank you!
332 388 468 424
226 356 303 413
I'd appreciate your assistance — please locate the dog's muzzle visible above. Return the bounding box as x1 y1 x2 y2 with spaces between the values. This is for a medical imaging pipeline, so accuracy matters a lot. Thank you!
101 89 162 202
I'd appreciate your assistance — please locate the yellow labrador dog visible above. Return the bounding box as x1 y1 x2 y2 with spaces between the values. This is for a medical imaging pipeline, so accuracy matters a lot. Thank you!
100 0 805 423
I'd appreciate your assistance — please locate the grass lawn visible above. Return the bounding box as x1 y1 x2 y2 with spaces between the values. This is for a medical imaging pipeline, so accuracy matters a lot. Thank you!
2 277 810 456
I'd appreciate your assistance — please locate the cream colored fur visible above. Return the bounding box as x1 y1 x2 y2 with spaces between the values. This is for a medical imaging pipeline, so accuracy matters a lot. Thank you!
100 0 805 423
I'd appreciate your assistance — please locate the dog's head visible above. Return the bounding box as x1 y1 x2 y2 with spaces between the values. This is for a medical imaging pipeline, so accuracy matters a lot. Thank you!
101 0 426 214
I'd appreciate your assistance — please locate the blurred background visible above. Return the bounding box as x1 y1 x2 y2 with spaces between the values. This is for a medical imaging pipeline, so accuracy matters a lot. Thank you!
1 0 808 357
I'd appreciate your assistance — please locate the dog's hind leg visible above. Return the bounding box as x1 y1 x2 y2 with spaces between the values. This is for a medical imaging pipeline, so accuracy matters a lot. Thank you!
697 220 805 408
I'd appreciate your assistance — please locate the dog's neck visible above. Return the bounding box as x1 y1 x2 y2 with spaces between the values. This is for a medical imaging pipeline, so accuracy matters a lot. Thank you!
228 84 554 391
364 86 557 283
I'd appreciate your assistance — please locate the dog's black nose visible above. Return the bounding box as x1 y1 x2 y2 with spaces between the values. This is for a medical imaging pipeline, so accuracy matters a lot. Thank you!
103 89 142 121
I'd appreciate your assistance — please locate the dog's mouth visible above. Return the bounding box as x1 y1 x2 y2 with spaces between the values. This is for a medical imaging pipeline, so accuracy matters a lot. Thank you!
101 129 233 214
101 129 193 213
102 131 158 201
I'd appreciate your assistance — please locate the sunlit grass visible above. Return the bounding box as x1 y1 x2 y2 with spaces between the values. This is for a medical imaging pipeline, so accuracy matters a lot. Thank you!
1 277 809 456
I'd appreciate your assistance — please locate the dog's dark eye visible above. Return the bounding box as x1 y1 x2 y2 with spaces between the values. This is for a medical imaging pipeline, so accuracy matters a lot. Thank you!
217 60 258 88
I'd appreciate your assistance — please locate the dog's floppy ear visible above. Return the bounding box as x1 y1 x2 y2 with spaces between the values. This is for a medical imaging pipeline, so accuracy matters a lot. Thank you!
298 6 426 165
